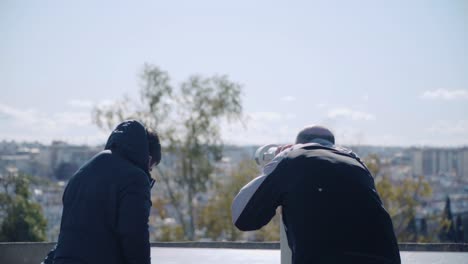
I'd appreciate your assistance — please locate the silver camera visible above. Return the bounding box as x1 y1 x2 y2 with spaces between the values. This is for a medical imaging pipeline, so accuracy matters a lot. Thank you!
254 144 279 167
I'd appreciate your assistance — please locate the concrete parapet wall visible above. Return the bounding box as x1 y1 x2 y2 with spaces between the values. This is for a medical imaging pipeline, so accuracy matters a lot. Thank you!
149 242 468 251
1 242 467 264
0 242 55 264
150 241 280 249
398 243 468 252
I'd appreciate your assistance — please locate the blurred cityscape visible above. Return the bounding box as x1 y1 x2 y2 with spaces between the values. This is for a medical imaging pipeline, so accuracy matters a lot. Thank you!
0 139 467 243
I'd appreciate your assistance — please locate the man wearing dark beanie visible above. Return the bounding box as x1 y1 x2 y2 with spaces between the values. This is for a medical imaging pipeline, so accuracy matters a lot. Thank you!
232 125 401 264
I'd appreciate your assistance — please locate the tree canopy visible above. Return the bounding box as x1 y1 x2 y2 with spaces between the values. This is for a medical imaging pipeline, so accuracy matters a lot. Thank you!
0 173 47 242
364 154 433 242
93 64 244 240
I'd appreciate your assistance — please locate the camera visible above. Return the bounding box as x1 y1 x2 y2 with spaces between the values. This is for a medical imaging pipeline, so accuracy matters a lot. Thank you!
254 144 279 167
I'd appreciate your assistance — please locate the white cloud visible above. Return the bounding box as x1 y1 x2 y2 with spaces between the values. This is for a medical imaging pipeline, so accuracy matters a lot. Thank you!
0 102 92 128
249 111 295 122
0 102 99 144
220 111 299 145
327 108 375 121
68 99 94 108
96 99 115 108
54 112 93 127
0 103 38 122
315 103 328 109
427 120 468 135
421 89 468 100
68 99 115 108
280 96 296 102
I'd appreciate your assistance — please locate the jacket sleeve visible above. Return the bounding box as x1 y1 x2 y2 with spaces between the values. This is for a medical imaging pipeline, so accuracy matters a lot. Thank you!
117 174 152 264
231 152 289 231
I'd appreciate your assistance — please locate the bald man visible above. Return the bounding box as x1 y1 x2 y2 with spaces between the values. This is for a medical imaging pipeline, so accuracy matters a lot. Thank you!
232 125 401 264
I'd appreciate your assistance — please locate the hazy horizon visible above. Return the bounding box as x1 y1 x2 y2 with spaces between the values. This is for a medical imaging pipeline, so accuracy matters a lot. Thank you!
2 137 467 149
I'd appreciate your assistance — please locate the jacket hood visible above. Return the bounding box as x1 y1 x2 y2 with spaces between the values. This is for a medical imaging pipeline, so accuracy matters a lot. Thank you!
104 120 150 176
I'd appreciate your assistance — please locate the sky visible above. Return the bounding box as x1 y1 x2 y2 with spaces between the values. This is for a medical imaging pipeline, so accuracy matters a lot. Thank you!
1 0 467 147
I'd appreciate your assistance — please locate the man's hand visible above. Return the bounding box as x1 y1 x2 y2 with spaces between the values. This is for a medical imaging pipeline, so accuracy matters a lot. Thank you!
275 144 293 155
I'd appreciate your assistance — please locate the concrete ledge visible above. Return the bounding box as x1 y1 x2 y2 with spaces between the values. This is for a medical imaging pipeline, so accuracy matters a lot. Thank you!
150 242 468 251
150 241 280 249
398 243 468 252
0 242 55 264
1 242 467 264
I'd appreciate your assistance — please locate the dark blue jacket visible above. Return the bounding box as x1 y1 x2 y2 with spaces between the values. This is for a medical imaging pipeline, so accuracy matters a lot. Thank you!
51 120 153 264
232 143 401 264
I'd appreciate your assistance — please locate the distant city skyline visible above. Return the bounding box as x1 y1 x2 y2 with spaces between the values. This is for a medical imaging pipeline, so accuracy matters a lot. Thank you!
1 0 467 147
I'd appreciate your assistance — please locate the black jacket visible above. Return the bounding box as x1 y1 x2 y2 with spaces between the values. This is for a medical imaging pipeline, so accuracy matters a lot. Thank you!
51 120 153 264
232 143 401 264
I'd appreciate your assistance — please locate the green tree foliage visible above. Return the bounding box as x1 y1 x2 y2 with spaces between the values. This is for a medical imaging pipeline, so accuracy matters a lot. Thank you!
198 159 281 241
363 154 433 242
439 196 457 242
253 213 281 241
93 64 243 240
149 196 185 241
198 160 257 241
0 173 47 242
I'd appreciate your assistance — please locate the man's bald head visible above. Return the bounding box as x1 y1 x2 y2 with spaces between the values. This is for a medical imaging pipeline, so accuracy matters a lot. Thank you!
295 125 335 144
